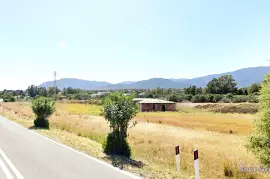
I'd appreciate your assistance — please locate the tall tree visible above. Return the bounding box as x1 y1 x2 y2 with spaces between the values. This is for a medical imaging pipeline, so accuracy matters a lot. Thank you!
206 75 237 94
26 85 38 97
102 92 138 157
206 78 220 94
248 83 261 94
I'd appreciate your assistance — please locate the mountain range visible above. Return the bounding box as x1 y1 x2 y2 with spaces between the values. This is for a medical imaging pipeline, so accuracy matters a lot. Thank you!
39 66 269 90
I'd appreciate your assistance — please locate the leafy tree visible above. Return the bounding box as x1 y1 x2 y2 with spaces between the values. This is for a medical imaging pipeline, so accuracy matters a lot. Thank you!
248 83 261 94
206 78 220 94
206 75 237 94
2 94 15 102
190 85 197 95
48 87 60 96
248 73 270 166
102 92 138 157
27 85 38 97
169 94 179 102
36 87 47 97
32 97 55 128
218 75 237 94
184 87 191 94
184 86 197 95
195 87 203 95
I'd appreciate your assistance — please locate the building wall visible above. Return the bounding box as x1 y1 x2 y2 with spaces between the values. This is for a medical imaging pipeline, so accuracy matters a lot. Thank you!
140 103 176 112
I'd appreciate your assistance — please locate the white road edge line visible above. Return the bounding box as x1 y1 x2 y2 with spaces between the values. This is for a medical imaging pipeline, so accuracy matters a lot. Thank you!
0 148 24 179
0 157 14 179
0 116 142 179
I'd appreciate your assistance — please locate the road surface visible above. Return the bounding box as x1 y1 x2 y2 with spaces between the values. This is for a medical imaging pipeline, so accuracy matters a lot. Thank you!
0 115 141 179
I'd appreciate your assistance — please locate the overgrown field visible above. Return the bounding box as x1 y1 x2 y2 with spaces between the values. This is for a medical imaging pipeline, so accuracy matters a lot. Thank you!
0 102 268 179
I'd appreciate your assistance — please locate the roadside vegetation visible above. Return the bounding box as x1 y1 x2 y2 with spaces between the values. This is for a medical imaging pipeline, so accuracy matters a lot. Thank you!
248 73 270 166
0 101 268 178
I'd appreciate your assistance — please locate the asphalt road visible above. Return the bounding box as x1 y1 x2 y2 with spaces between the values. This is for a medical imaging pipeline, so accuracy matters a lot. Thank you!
0 115 141 179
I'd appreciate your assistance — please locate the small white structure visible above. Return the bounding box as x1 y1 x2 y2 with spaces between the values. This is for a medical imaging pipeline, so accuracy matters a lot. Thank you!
0 98 3 102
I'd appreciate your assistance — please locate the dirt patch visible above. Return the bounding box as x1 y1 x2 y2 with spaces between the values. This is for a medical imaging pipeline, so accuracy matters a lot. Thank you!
195 103 259 114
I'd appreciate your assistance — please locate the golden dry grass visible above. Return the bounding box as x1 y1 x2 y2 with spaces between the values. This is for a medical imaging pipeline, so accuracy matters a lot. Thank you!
0 102 268 179
56 103 102 116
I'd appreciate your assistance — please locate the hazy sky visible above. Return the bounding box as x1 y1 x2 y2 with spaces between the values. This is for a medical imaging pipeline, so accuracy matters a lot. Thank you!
1 0 270 90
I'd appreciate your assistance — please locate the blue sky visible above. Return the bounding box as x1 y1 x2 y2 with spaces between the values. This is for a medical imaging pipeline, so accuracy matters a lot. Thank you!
1 0 270 90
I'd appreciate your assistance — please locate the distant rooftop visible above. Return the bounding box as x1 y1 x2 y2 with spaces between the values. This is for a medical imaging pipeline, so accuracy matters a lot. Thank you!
133 98 175 104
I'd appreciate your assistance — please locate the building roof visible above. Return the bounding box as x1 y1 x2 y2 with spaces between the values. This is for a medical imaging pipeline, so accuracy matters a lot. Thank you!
134 98 176 104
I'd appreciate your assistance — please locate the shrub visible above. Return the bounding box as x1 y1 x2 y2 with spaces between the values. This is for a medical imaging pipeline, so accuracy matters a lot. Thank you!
191 95 200 103
183 94 193 101
226 93 234 99
248 95 259 103
232 95 248 103
213 94 223 103
199 95 207 103
221 97 231 103
191 94 207 103
168 94 179 102
103 131 131 157
2 94 15 102
205 94 214 102
248 73 270 166
102 92 138 158
32 97 55 128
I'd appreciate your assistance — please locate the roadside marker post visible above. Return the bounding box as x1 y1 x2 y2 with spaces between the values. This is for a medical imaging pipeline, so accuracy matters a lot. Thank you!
175 145 180 176
194 149 200 179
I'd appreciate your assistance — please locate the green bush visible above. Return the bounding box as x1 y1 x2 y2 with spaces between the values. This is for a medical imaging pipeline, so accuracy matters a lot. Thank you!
191 94 207 103
168 94 179 102
221 97 231 103
213 94 223 103
248 73 270 166
232 95 248 103
205 94 214 103
248 95 259 103
183 94 193 101
226 93 234 99
32 97 55 128
191 95 200 103
2 94 15 102
104 131 131 157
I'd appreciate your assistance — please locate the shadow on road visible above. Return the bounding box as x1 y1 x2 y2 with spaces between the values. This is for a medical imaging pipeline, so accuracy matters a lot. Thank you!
104 155 145 170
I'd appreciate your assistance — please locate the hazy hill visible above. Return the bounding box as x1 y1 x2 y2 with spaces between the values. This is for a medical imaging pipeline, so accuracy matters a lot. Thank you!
184 66 269 87
39 66 269 89
39 78 111 90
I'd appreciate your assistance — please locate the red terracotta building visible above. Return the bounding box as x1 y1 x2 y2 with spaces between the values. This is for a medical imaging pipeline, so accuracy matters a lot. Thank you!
133 98 177 112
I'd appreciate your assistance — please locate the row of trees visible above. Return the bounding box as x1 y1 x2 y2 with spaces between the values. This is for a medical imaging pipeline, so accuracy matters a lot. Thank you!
0 75 261 103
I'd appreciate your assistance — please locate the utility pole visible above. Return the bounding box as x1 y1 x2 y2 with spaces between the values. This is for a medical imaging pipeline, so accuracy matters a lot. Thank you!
54 71 57 96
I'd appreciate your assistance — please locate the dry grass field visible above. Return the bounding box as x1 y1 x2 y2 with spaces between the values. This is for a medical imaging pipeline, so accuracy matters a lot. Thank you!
0 102 267 179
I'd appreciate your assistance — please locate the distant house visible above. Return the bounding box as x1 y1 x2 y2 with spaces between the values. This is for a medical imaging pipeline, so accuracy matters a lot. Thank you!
133 98 176 112
91 91 109 98
0 98 3 102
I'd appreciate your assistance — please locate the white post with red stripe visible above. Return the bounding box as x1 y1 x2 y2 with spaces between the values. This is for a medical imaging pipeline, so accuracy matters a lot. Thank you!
194 149 200 179
175 145 180 176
